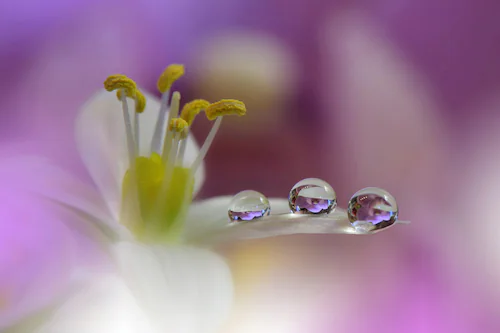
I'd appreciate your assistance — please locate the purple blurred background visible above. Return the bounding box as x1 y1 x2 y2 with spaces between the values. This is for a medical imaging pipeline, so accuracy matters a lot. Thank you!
2 0 500 332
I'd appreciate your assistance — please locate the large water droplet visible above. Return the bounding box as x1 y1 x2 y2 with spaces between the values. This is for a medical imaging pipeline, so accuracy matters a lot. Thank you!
288 178 337 214
228 190 271 222
347 187 398 232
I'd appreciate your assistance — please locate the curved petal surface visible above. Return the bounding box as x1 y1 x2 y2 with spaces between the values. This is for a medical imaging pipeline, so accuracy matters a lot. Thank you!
13 244 232 333
112 242 233 333
33 275 155 333
184 196 407 245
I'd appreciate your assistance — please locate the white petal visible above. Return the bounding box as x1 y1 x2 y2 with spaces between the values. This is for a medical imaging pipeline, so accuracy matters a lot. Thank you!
75 89 205 219
184 196 396 245
112 242 232 333
31 275 156 333
15 243 232 333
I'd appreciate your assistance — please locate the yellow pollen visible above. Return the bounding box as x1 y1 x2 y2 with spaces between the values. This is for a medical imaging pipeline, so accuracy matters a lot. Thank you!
169 118 189 138
180 99 211 125
205 99 247 121
104 75 137 95
116 89 147 113
169 118 189 132
157 64 185 93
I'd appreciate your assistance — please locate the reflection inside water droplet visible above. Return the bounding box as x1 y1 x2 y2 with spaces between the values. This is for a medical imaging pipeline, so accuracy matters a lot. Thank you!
288 178 337 214
228 190 270 222
347 187 398 232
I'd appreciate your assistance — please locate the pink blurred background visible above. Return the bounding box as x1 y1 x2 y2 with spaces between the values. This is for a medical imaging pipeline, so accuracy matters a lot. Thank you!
2 0 500 332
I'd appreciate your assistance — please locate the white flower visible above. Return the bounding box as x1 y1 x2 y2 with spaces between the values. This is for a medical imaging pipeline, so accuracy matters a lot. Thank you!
3 66 405 333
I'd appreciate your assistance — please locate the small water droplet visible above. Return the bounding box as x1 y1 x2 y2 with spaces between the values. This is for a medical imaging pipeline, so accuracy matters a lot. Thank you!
228 190 270 222
288 178 337 214
347 187 398 232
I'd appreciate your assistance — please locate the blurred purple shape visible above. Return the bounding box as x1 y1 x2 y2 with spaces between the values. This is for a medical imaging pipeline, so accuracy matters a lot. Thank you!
293 197 332 214
348 194 394 224
0 146 112 329
229 210 267 222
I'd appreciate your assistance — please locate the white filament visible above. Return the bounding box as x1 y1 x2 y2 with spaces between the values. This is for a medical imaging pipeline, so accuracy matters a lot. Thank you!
134 108 140 155
176 135 188 167
161 131 174 164
161 92 181 163
164 133 181 184
120 90 136 167
190 116 223 173
150 89 170 154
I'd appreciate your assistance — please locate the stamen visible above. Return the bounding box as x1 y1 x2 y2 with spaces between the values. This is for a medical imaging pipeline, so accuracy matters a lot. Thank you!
150 90 170 154
169 118 189 135
158 118 188 212
116 89 146 113
133 91 146 154
104 75 139 165
119 89 137 167
180 99 210 125
134 107 140 155
168 118 189 167
190 116 223 173
167 118 189 166
104 75 137 94
161 92 181 162
205 99 246 120
134 90 146 114
165 132 181 181
151 65 185 154
116 89 146 154
157 64 185 94
191 99 247 173
176 138 188 167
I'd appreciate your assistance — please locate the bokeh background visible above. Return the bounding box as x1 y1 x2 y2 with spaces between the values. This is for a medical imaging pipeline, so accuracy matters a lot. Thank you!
2 0 500 332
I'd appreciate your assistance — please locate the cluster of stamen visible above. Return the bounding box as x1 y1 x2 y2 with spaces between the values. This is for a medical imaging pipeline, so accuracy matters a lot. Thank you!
104 65 246 242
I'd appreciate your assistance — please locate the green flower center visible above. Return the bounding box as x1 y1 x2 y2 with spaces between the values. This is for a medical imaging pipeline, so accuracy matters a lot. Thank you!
121 153 194 243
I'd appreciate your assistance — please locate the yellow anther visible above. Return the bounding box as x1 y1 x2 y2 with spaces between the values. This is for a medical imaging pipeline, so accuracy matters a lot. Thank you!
180 99 210 125
169 118 189 132
157 64 185 93
205 99 247 121
104 75 137 94
116 89 147 113
134 90 146 113
169 118 189 138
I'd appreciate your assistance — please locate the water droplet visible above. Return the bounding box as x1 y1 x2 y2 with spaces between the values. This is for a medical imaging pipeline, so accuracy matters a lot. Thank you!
288 178 337 214
228 190 271 222
347 187 398 232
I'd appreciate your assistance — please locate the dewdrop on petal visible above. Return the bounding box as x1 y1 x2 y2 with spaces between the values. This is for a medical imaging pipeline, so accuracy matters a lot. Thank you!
347 187 399 233
289 178 337 214
228 190 271 222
